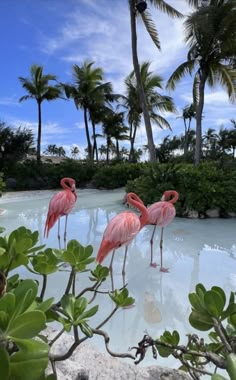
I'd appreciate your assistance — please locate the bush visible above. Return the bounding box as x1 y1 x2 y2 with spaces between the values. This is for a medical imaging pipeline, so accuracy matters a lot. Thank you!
93 163 145 189
0 225 135 380
125 162 236 216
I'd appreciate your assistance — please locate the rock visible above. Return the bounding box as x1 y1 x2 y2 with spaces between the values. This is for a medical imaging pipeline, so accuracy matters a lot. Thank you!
183 209 199 218
205 208 220 218
46 328 190 380
226 211 236 218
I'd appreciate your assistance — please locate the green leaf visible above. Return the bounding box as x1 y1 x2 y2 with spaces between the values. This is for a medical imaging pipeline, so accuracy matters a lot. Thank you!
10 338 49 380
226 353 236 380
7 310 46 339
80 322 93 337
0 292 15 316
229 313 236 328
36 297 54 313
13 280 38 316
189 310 214 331
189 293 206 313
204 290 225 318
80 305 99 319
61 294 76 320
0 347 10 380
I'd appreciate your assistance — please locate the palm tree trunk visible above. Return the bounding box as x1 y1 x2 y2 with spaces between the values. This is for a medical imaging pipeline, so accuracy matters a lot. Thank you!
116 139 120 160
194 71 207 165
91 120 98 162
37 101 42 163
129 0 156 162
183 118 188 157
84 107 92 160
129 123 137 162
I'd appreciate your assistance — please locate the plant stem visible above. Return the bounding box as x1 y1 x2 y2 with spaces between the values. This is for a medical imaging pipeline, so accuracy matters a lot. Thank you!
40 274 47 300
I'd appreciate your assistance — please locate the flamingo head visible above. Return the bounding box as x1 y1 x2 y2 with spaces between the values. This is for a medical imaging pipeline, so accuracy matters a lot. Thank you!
61 178 76 192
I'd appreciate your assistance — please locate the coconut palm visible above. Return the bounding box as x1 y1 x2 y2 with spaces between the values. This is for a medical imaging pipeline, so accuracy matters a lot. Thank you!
203 128 218 158
71 146 80 159
167 0 236 165
123 61 176 161
63 60 113 161
177 103 196 158
129 0 183 162
19 65 62 163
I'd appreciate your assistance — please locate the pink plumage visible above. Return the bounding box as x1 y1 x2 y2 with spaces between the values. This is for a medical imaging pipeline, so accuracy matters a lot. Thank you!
44 178 77 248
96 192 148 289
146 190 179 271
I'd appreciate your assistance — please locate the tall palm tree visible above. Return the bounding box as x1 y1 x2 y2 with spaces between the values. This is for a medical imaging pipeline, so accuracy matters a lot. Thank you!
167 0 236 165
129 0 183 162
177 103 196 157
19 65 62 163
63 60 113 161
123 61 176 161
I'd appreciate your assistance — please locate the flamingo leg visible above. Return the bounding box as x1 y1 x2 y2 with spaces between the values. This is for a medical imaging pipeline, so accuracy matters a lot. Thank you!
109 250 115 291
122 246 128 286
64 215 68 249
57 218 61 250
150 224 158 268
160 227 169 273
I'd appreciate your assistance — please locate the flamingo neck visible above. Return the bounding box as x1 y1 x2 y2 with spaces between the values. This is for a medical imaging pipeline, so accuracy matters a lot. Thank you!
60 178 75 192
126 192 148 228
164 190 179 204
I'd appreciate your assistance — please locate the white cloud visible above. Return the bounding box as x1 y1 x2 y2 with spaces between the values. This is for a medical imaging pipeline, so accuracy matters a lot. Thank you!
0 96 20 106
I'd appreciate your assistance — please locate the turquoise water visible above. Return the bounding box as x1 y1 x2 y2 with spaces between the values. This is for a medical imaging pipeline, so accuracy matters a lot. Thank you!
0 188 235 370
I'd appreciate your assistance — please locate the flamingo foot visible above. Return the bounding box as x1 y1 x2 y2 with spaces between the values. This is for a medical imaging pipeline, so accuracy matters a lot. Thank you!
150 262 159 268
160 267 169 273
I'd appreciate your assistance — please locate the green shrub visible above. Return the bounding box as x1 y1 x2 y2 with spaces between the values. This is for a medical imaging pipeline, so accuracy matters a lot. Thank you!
93 163 144 189
125 162 236 216
0 225 135 380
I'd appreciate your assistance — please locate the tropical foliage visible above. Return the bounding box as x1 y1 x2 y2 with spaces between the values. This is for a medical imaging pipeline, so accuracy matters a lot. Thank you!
133 283 236 380
167 0 236 165
0 225 135 380
128 0 183 162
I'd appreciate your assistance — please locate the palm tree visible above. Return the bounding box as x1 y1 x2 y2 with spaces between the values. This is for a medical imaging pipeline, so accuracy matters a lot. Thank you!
129 0 183 162
167 0 236 165
19 65 62 163
177 103 196 157
123 61 176 161
63 60 113 161
71 146 80 159
203 128 218 157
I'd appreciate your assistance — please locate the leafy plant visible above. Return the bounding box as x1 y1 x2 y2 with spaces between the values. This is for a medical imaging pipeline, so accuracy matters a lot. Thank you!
0 226 135 379
132 283 236 380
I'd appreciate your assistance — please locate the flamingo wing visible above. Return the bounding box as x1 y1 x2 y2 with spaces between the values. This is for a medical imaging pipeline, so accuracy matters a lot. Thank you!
97 211 140 263
44 190 76 237
148 202 176 227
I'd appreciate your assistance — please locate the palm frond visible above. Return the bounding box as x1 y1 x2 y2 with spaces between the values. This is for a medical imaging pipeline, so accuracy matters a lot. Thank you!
209 63 236 102
149 0 183 18
166 60 196 90
141 10 160 49
150 113 172 130
19 95 33 102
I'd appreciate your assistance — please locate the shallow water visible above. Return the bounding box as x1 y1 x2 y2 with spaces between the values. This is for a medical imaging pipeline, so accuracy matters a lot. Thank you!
0 188 236 370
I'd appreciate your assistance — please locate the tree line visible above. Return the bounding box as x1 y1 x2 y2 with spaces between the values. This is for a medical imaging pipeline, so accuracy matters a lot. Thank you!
4 0 236 166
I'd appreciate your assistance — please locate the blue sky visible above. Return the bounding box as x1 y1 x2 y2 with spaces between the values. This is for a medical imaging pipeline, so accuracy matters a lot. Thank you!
0 0 235 159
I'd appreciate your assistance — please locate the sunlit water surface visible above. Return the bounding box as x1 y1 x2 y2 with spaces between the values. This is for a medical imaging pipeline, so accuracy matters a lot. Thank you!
0 188 236 370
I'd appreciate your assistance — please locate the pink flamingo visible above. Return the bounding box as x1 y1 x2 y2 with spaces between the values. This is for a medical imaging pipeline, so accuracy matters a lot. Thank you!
96 192 148 288
147 190 179 272
44 177 77 249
